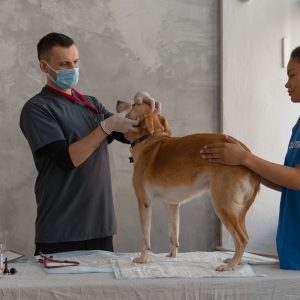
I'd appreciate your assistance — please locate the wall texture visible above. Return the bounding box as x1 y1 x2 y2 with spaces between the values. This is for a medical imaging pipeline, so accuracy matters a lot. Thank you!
0 0 219 256
221 0 300 255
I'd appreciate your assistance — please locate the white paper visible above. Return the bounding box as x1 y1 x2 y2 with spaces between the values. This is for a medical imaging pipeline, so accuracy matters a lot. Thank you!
111 251 273 279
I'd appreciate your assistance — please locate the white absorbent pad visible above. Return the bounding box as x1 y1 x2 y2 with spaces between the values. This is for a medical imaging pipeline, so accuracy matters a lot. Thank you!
111 251 278 279
35 250 278 277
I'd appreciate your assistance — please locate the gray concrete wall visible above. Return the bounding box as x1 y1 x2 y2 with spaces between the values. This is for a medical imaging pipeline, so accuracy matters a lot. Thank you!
0 0 219 256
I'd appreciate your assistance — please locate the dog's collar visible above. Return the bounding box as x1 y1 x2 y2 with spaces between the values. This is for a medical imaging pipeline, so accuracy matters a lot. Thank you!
131 134 151 148
129 134 151 163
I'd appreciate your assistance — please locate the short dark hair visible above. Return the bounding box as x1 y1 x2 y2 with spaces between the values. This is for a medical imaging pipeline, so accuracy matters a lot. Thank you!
291 47 300 63
37 32 75 61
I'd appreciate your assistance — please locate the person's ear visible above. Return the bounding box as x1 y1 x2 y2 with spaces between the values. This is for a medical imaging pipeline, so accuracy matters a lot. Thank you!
40 60 48 74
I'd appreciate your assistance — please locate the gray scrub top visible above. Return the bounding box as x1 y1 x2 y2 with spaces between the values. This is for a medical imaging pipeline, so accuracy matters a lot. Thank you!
20 86 117 243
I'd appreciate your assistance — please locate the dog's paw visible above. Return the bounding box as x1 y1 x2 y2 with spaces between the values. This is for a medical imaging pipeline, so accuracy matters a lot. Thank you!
215 264 237 272
133 256 147 264
166 252 176 258
222 258 231 263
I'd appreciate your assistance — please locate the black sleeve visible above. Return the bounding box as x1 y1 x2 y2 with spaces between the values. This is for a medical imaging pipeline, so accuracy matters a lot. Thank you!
35 140 75 171
107 132 130 144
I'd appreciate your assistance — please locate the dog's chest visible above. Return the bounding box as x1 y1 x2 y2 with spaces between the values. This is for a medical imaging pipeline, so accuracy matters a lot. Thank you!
145 173 211 205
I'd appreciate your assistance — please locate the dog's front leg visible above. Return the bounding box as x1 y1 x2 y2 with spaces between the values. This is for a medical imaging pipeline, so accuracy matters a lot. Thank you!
165 203 180 258
133 197 152 264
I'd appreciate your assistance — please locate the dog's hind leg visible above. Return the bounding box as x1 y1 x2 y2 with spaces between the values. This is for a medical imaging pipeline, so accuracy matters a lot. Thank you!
218 182 257 271
165 203 180 258
211 186 250 271
133 191 152 264
216 214 248 271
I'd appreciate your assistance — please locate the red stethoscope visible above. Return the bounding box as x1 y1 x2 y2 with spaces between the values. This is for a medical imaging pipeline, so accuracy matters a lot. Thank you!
46 85 99 115
38 252 80 269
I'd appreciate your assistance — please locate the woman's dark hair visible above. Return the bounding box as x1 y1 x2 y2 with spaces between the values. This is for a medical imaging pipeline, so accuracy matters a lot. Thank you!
37 32 75 60
291 47 300 63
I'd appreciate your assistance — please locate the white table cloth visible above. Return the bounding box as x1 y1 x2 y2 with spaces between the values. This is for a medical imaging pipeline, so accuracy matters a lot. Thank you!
1 251 300 300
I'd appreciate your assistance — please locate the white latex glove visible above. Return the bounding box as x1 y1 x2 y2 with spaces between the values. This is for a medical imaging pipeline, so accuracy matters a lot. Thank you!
100 114 139 135
134 91 161 113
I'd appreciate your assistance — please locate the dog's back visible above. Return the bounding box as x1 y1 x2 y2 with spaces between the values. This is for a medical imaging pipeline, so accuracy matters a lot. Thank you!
134 133 259 193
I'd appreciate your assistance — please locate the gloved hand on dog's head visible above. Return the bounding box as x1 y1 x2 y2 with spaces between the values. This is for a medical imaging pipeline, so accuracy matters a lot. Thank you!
134 91 161 113
100 91 161 135
100 114 138 135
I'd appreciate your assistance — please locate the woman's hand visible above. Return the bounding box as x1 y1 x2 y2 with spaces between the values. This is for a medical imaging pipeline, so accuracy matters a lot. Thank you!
201 135 300 190
200 135 248 165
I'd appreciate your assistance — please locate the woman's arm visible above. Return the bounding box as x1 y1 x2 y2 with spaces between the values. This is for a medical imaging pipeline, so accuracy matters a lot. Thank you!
259 177 282 191
242 152 300 190
200 136 300 191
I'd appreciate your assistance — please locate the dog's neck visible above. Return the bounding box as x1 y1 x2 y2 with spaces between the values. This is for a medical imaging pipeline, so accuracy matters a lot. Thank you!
130 134 151 148
129 134 151 163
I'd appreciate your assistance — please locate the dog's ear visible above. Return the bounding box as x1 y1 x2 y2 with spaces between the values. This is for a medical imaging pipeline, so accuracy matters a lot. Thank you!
116 100 132 114
144 113 154 134
159 115 172 136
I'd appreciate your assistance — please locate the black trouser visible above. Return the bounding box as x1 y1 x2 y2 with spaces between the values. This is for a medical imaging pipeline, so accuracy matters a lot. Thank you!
35 236 113 256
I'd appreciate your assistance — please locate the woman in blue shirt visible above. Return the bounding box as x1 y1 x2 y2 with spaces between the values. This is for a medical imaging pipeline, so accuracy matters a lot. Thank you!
200 46 300 270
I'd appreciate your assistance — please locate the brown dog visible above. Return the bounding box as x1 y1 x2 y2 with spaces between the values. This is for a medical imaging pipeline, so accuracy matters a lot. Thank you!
117 100 260 271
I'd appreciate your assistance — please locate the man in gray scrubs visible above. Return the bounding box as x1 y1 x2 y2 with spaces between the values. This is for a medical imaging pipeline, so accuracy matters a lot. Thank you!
20 32 155 255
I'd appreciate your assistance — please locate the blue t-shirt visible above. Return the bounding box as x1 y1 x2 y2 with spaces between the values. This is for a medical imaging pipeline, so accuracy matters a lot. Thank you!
277 117 300 269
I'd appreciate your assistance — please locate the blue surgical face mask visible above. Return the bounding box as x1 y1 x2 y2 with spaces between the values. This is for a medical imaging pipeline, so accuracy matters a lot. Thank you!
45 62 79 90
